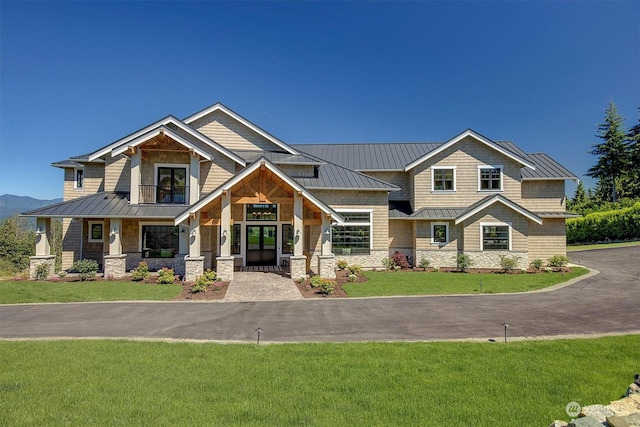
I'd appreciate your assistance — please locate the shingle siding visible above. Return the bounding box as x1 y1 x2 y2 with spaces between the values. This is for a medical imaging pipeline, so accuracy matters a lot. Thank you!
520 181 566 212
105 154 130 192
528 218 567 260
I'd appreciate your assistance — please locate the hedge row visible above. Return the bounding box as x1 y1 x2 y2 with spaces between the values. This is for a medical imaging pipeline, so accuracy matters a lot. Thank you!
566 202 640 244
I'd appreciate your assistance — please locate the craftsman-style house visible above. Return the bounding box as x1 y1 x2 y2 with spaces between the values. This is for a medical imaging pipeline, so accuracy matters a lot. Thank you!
24 103 578 281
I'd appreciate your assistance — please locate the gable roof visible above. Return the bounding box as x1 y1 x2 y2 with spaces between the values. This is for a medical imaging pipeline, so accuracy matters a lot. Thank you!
403 129 536 171
175 157 345 225
183 102 299 156
454 194 542 225
86 116 245 166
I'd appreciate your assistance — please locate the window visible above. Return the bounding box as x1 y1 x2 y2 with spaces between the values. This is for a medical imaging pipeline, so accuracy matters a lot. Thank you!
74 168 84 189
141 225 179 258
431 222 449 245
282 224 294 254
432 167 456 191
246 204 277 221
157 166 187 204
332 211 371 255
482 224 511 251
230 224 241 255
479 166 502 191
88 221 103 242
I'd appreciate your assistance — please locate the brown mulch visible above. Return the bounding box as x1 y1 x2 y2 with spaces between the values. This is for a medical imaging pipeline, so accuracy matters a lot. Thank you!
295 269 367 298
174 281 229 301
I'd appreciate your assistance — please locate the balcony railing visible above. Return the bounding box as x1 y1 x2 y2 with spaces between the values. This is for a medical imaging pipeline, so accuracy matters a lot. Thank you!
139 185 189 204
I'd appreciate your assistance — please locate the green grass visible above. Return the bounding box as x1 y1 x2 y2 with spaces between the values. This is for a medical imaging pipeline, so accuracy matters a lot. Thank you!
0 336 637 426
567 240 640 251
0 281 181 304
343 267 589 297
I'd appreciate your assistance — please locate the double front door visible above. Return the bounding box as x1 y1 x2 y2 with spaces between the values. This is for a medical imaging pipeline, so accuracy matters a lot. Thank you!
246 225 277 266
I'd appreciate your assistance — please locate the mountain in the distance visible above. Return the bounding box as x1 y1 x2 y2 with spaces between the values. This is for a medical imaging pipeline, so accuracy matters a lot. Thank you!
0 194 63 220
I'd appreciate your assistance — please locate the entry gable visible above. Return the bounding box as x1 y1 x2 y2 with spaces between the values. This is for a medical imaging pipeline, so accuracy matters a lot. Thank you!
404 129 536 172
175 157 344 225
184 103 299 155
454 194 542 225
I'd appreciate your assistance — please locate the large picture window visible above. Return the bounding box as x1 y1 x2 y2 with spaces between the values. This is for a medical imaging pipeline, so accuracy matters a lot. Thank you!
332 211 371 255
479 166 502 191
142 225 179 258
432 167 456 191
482 224 510 251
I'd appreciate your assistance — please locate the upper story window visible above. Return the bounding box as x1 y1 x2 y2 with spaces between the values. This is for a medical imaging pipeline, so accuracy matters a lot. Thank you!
478 166 502 191
332 211 372 255
74 168 84 189
432 167 456 192
157 166 187 204
481 223 511 251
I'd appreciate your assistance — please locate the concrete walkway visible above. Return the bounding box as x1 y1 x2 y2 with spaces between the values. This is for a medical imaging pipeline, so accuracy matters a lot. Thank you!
224 272 303 302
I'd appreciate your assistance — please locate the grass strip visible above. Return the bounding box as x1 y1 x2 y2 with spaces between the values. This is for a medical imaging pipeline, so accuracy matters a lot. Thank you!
0 281 181 304
343 267 588 297
0 336 637 426
567 241 640 251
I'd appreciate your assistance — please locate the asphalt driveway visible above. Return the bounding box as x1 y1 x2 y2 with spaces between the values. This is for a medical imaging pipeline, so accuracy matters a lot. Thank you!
1 247 638 343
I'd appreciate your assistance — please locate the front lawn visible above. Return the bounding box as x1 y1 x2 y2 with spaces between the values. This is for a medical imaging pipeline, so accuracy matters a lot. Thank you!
567 240 640 251
0 281 181 304
342 267 589 297
0 336 637 426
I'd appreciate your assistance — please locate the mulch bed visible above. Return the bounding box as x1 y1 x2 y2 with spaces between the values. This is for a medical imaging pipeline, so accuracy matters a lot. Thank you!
174 281 229 301
295 269 366 298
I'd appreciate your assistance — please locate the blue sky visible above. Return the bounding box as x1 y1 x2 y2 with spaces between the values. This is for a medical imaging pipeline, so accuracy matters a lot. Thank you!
1 1 638 200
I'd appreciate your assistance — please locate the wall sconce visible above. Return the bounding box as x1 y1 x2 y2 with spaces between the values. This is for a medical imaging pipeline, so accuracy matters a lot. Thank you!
222 229 228 237
35 227 44 235
190 228 198 237
111 227 118 236
296 229 301 236
324 228 330 235
180 227 186 234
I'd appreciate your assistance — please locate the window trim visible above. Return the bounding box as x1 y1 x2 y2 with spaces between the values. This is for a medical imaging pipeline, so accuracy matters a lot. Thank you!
430 222 450 246
154 163 189 204
88 221 104 243
74 167 84 190
480 222 512 251
477 165 503 192
431 166 457 192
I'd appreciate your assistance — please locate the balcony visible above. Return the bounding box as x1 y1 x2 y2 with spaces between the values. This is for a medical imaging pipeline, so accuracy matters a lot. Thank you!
139 185 189 204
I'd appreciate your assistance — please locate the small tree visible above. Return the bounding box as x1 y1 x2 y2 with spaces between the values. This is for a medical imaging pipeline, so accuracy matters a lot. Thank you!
456 253 473 272
499 255 521 273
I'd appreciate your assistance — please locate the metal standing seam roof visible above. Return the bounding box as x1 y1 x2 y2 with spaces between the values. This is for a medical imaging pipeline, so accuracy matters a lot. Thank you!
21 192 187 218
235 150 324 165
409 207 467 219
521 153 579 181
294 161 399 191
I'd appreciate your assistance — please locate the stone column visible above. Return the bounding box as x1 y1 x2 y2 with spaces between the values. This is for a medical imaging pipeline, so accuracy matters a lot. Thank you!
103 218 126 279
184 256 205 282
215 190 234 281
318 214 335 278
290 191 307 279
185 213 204 281
215 256 235 282
30 217 55 279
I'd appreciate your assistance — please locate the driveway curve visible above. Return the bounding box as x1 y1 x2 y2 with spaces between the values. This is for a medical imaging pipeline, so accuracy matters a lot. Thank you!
1 247 638 343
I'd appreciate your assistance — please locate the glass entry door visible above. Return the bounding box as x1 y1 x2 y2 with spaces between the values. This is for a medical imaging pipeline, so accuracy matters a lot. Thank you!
246 225 277 266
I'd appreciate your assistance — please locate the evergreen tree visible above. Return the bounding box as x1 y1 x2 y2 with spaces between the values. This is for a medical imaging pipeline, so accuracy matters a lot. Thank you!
625 110 640 198
586 101 629 202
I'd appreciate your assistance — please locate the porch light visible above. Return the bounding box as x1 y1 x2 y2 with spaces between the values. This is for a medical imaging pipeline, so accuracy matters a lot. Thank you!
35 227 44 235
222 229 228 237
296 229 301 236
190 228 198 237
324 228 330 235
111 227 118 236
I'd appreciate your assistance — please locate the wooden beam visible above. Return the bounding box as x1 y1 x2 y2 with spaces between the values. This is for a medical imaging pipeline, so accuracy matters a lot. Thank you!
304 219 322 225
200 219 220 226
259 165 267 202
232 196 294 204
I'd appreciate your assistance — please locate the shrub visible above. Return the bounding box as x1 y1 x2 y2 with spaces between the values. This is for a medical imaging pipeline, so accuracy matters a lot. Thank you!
337 259 348 270
310 275 323 288
189 276 208 293
318 278 336 296
70 259 98 281
202 268 217 284
57 271 67 278
347 264 362 276
547 254 570 269
157 268 176 284
566 200 640 244
131 262 150 281
390 251 410 269
419 258 431 270
456 253 473 272
35 263 50 281
530 259 544 271
499 255 521 273
347 274 357 282
381 257 392 270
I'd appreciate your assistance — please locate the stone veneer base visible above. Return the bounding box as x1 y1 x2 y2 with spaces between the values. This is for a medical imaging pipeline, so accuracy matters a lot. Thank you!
29 255 56 280
184 256 205 282
103 254 127 279
215 256 235 282
289 255 307 281
317 254 336 279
